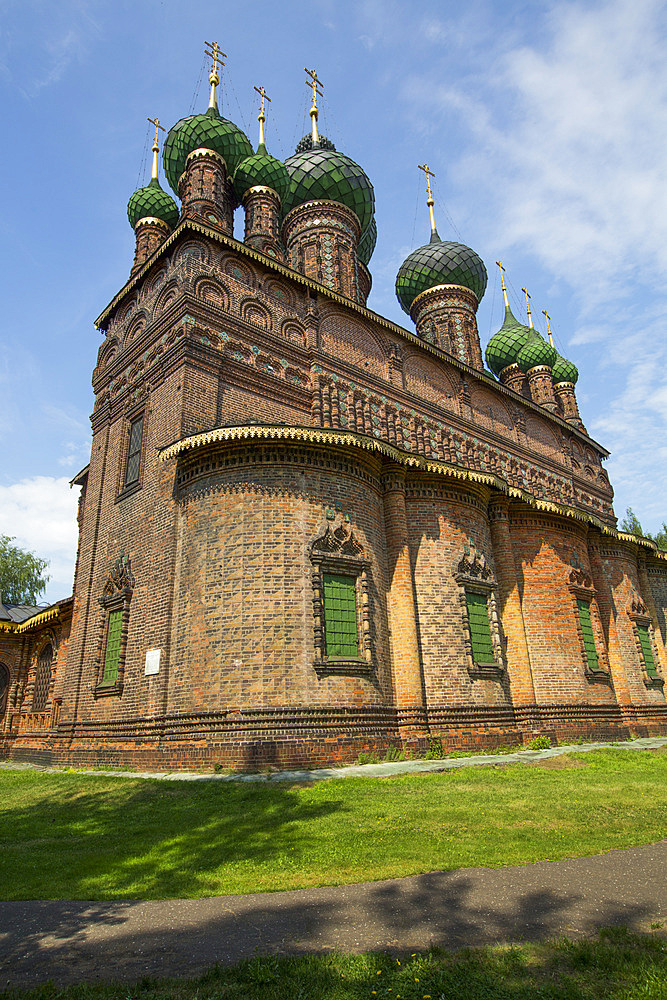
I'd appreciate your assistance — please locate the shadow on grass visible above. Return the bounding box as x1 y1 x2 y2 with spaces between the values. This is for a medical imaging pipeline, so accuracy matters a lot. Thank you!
0 774 344 899
1 841 665 989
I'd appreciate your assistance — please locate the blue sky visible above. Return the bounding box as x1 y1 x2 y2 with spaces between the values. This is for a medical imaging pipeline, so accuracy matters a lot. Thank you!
1 0 666 601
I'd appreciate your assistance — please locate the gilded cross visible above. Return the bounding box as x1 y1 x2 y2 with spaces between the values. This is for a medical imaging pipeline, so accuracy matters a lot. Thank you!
205 40 226 79
418 163 437 233
147 116 166 180
542 309 555 347
496 261 509 307
521 286 533 328
305 68 323 143
254 85 271 146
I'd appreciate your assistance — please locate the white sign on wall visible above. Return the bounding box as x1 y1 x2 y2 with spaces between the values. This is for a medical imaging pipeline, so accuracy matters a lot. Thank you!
144 648 161 675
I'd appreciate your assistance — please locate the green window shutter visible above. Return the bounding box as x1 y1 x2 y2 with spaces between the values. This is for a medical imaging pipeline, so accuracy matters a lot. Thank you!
323 573 359 658
125 415 144 486
102 610 123 685
576 599 600 671
637 624 658 676
465 591 495 663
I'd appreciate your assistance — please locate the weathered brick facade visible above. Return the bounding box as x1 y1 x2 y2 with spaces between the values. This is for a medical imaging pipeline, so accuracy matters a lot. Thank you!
2 118 666 772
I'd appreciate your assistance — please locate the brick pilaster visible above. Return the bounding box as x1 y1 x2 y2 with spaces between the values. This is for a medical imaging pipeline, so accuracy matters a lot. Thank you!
381 463 426 733
587 532 632 705
488 496 536 706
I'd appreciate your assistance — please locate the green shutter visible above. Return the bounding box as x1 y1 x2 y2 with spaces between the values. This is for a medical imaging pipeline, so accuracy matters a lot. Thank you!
102 610 123 685
637 624 658 676
465 591 495 663
323 573 359 658
576 599 600 671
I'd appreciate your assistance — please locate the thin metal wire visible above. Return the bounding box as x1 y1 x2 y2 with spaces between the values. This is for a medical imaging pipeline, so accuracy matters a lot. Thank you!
188 55 207 115
225 70 251 136
487 267 499 340
135 121 151 190
432 177 463 240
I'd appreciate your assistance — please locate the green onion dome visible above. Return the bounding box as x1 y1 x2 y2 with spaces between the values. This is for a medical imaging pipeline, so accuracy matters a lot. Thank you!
485 304 532 376
283 134 375 234
232 143 290 204
395 232 488 314
516 331 558 372
552 355 579 384
127 176 179 231
358 217 377 266
162 106 253 193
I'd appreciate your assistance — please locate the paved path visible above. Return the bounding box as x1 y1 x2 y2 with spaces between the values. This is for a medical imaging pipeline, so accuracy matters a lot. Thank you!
1 841 666 988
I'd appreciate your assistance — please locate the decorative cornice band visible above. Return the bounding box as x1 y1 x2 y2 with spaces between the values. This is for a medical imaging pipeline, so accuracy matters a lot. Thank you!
158 422 644 544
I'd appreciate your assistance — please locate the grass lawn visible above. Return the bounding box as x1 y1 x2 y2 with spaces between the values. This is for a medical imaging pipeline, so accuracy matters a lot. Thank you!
1 928 666 999
1 749 666 901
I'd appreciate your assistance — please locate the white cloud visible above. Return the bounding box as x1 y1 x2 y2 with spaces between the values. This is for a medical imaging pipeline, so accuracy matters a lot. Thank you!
0 476 79 603
398 0 667 531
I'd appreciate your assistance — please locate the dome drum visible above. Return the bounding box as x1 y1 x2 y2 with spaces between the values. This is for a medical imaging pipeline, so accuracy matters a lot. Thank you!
242 185 285 261
282 199 363 303
409 284 484 368
177 148 234 234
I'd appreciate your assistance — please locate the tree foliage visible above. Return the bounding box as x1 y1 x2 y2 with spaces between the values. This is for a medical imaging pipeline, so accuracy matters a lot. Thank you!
0 535 50 605
620 509 667 551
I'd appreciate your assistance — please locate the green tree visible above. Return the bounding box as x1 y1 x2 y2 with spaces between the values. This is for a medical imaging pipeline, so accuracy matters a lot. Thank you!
619 509 667 550
0 535 50 605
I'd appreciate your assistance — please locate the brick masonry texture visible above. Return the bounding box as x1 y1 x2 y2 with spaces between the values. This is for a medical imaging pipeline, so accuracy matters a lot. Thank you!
2 167 666 768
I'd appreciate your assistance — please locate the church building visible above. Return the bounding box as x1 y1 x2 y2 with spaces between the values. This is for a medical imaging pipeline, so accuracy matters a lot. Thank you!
1 49 666 770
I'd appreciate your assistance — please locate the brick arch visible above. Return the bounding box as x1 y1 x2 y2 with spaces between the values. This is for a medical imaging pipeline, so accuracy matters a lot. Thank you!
280 319 306 346
153 279 180 316
97 337 119 371
221 256 255 287
193 276 231 312
319 311 387 379
125 311 147 344
146 266 168 296
402 353 458 410
264 279 295 306
119 296 138 325
240 298 272 330
469 385 515 439
175 241 210 267
525 414 560 461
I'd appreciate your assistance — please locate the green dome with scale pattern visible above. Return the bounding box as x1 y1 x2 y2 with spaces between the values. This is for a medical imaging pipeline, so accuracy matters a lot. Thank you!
552 355 579 384
516 332 557 372
395 233 487 314
358 217 377 266
485 304 532 376
232 143 290 204
162 106 253 193
127 177 179 231
283 135 375 234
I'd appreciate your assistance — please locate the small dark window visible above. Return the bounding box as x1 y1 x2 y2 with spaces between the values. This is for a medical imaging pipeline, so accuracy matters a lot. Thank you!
0 664 9 718
32 644 53 712
124 415 144 487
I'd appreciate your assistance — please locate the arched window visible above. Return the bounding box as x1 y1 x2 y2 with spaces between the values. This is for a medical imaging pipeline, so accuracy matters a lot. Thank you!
32 644 53 712
0 664 9 719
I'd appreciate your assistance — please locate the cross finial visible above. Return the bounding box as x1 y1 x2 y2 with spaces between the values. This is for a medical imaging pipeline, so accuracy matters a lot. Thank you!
418 163 438 236
254 85 271 147
542 309 555 347
521 287 533 328
496 260 509 308
147 116 166 181
305 68 323 144
204 40 226 110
